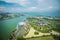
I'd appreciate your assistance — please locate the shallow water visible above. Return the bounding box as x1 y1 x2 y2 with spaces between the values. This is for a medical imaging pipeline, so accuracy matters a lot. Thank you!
0 17 25 40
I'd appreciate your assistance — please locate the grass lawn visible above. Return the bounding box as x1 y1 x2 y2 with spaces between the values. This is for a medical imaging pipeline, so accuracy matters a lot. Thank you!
26 36 54 40
23 27 50 38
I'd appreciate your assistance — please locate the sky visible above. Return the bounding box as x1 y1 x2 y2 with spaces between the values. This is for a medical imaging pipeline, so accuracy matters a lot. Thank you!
0 0 60 12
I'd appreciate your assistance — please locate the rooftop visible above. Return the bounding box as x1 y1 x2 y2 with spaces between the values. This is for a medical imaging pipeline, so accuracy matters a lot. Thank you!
18 22 26 25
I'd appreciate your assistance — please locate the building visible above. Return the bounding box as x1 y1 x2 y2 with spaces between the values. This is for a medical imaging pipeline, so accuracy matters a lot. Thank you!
16 22 26 30
15 21 30 38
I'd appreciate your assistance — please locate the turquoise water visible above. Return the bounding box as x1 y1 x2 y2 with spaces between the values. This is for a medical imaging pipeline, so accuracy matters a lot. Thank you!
0 17 25 40
0 13 60 40
26 12 60 17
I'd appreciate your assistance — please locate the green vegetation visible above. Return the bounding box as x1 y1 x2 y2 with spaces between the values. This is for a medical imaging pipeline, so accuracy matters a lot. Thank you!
0 13 25 20
34 31 39 35
27 17 52 33
26 36 54 40
52 20 60 33
26 16 60 40
17 37 26 40
9 16 60 40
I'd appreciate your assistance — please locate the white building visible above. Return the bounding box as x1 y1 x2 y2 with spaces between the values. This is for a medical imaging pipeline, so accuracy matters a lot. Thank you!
16 22 26 30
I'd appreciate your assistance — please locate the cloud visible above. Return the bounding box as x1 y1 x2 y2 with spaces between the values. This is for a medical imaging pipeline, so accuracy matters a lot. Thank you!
37 0 44 2
48 6 53 9
2 0 59 7
26 7 37 11
0 0 59 12
0 6 58 13
2 0 29 7
0 6 23 12
17 0 28 6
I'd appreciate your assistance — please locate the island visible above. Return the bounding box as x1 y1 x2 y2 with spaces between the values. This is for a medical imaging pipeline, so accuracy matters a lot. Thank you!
0 13 25 20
